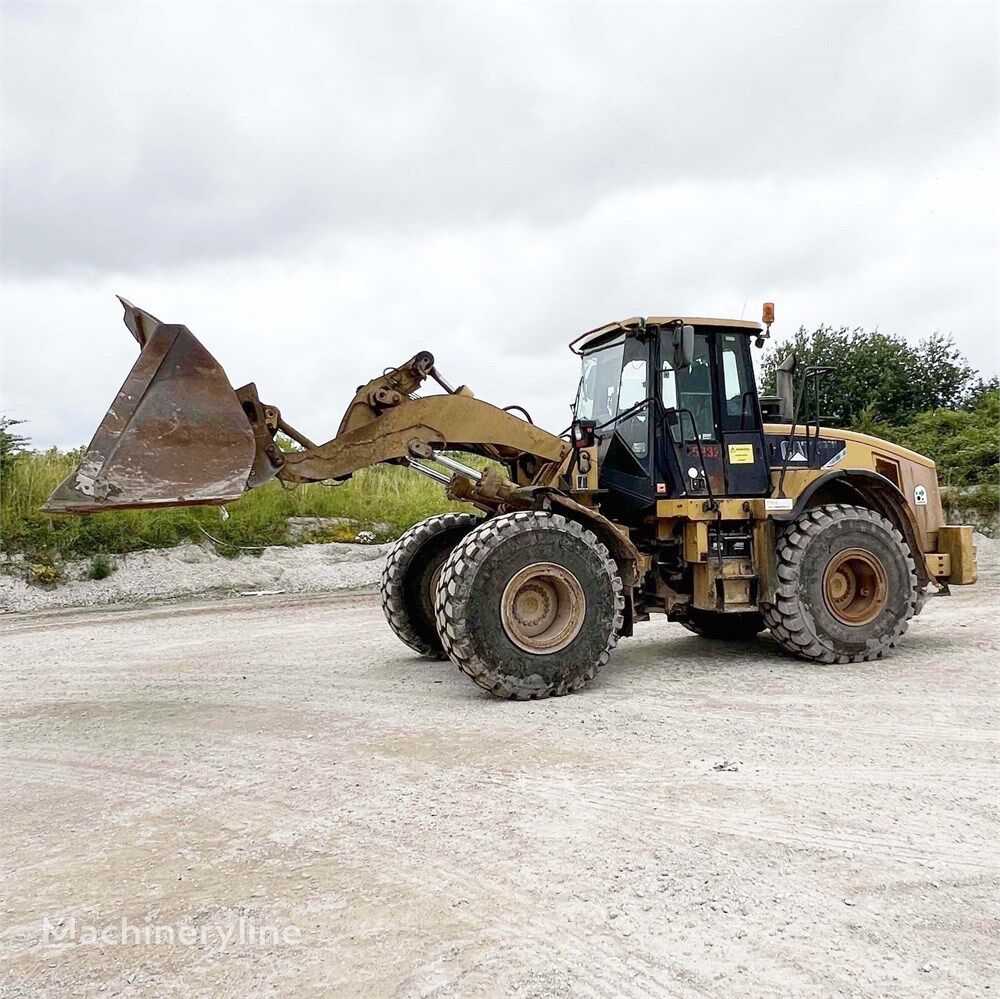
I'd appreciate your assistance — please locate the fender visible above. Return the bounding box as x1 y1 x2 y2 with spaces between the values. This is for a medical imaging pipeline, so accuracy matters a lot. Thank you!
524 487 643 637
772 469 929 586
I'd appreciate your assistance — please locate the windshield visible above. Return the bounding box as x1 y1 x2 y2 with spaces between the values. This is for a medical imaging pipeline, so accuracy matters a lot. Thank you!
575 338 625 425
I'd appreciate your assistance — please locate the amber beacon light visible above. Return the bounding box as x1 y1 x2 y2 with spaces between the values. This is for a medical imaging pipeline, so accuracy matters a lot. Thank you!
762 301 775 331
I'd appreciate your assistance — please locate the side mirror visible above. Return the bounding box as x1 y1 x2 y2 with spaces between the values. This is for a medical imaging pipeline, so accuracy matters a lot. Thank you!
673 324 695 370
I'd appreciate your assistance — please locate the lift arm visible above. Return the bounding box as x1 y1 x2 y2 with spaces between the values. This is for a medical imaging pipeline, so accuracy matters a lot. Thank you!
43 300 569 512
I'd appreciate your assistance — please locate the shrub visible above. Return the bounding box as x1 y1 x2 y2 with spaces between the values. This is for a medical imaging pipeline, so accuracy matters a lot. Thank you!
761 326 980 426
0 416 30 482
87 553 114 580
854 390 999 487
26 562 61 587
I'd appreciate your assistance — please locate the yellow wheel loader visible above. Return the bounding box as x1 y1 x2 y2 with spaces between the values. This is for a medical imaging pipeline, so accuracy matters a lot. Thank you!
45 299 978 699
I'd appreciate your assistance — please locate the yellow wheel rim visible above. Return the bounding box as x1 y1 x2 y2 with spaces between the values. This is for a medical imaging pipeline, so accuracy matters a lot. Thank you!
500 562 586 654
823 548 888 626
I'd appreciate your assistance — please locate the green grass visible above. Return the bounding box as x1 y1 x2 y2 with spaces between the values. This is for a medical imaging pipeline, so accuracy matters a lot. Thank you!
1 448 466 563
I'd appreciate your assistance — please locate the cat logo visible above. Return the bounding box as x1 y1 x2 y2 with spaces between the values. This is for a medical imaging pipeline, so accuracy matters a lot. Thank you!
781 440 809 463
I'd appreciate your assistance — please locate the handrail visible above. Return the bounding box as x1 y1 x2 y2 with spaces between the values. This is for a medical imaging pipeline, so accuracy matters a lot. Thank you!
776 365 834 498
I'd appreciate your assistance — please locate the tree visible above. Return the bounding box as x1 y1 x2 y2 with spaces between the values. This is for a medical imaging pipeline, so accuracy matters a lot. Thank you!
965 375 1000 410
760 326 979 427
0 416 30 484
891 389 999 487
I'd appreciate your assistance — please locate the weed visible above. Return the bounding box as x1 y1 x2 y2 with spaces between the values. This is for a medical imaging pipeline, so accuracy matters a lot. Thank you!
87 553 114 580
26 562 62 587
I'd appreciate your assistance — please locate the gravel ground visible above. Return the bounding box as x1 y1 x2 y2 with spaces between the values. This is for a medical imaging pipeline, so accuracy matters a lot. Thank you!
5 533 996 615
0 540 393 613
1 548 997 996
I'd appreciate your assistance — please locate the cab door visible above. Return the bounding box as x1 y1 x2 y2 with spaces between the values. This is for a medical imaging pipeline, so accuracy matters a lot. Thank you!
714 332 769 496
597 335 655 511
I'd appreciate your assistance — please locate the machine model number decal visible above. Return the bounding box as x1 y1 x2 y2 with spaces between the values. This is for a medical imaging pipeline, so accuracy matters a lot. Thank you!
914 485 928 506
728 443 755 464
765 498 794 512
766 436 849 470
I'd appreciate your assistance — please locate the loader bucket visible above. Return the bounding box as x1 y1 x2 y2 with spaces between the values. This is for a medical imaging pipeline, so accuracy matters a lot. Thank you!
43 298 257 513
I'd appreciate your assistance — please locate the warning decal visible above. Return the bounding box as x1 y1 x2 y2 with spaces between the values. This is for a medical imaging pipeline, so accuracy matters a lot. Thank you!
728 443 755 464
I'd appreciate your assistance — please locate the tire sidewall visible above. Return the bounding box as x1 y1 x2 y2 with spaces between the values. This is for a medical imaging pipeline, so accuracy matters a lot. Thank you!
795 515 914 653
446 516 620 695
401 529 469 650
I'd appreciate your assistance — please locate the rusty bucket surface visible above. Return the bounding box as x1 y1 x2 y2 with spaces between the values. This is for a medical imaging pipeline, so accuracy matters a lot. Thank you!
43 299 256 513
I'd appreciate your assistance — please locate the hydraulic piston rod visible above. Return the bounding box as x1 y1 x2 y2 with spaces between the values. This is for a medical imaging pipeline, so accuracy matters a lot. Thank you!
429 450 483 481
407 460 452 485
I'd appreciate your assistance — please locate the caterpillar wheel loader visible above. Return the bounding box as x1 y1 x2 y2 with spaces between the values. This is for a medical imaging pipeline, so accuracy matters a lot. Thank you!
44 299 978 700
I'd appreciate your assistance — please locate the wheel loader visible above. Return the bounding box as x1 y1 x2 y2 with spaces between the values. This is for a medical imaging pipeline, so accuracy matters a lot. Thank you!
44 299 978 699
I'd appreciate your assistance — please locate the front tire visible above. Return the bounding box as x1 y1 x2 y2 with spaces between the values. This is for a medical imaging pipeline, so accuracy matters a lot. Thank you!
761 503 918 664
380 513 482 658
434 511 625 699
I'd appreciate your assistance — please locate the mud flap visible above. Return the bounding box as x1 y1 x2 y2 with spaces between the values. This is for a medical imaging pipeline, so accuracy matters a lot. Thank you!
43 299 257 513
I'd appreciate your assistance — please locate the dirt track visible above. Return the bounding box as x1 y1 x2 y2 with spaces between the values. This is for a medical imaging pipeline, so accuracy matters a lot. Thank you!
1 571 997 997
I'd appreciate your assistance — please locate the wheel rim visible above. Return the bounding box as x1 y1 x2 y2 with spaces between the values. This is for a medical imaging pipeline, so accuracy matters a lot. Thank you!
500 562 586 654
823 548 888 626
429 562 444 604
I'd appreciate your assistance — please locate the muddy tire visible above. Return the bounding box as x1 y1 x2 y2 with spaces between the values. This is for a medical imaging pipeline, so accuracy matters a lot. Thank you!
761 503 918 664
380 513 482 659
433 511 625 699
681 609 765 640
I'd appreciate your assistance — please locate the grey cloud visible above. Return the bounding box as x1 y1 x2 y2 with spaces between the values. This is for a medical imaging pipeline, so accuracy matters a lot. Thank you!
2 2 996 275
2 2 997 450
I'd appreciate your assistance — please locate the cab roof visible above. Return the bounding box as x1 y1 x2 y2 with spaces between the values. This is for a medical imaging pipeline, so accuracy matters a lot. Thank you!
570 316 763 354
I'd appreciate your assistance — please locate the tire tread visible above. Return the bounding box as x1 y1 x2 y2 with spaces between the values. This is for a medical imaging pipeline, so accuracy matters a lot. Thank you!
380 512 481 658
761 503 919 664
433 511 625 699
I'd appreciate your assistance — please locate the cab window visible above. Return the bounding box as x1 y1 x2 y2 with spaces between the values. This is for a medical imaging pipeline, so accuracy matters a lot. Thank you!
719 334 754 429
617 358 649 458
575 338 625 425
618 359 647 413
661 334 715 440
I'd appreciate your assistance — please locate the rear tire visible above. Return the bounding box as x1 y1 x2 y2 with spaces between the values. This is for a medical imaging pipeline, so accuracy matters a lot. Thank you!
681 609 765 640
761 503 918 663
434 511 625 699
380 513 482 659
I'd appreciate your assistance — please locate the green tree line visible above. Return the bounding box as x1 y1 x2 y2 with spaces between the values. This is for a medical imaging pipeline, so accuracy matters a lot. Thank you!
760 326 998 487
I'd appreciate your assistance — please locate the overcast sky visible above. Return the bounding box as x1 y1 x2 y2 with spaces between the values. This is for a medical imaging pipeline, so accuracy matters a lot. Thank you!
2 1 997 448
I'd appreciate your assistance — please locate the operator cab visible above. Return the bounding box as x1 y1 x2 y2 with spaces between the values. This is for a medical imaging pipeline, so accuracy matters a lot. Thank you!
571 316 770 519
